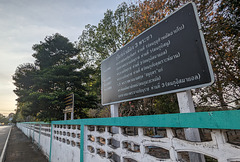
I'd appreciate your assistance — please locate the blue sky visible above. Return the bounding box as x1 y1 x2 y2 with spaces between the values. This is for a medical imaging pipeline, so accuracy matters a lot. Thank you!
0 0 128 116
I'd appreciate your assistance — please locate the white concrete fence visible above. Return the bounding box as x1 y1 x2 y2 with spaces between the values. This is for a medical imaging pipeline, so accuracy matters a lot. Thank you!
17 122 51 157
17 110 240 162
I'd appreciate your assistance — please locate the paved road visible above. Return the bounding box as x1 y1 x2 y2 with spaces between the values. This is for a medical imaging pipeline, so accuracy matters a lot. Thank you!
0 126 11 156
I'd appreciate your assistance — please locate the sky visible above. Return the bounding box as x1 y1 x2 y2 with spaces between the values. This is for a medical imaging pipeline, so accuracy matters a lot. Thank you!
0 0 128 117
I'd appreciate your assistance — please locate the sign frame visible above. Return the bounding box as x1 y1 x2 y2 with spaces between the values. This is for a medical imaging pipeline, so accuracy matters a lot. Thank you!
63 93 74 120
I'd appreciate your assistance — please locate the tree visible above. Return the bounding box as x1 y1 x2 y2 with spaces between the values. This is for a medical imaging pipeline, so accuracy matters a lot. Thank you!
78 2 132 67
13 33 98 121
192 0 240 109
32 33 79 69
127 0 170 38
78 3 133 115
0 113 8 124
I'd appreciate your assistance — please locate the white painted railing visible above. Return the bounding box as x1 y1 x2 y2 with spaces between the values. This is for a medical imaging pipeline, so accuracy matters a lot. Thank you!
84 126 240 162
51 124 81 162
17 122 51 158
17 110 240 162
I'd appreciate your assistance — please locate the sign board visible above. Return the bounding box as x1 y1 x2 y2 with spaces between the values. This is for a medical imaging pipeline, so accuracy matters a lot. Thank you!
63 106 73 113
63 93 74 113
101 3 214 105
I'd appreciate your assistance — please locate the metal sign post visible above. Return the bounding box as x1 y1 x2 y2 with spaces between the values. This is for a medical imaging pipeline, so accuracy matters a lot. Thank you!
111 104 119 134
110 104 120 149
71 93 74 120
177 90 205 162
64 113 67 120
110 104 119 118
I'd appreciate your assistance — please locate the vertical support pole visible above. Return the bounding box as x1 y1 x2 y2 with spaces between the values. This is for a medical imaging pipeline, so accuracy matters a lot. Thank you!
38 124 42 148
166 128 179 161
49 123 53 162
32 124 34 143
110 103 120 153
64 113 67 120
71 93 74 120
80 124 87 162
110 104 119 133
177 90 205 162
110 104 119 117
138 128 147 160
26 124 28 137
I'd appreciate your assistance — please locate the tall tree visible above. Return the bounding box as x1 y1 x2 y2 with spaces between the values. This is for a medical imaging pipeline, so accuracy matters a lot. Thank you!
78 2 132 66
0 113 8 124
192 0 240 109
127 0 170 38
78 3 133 113
13 33 98 121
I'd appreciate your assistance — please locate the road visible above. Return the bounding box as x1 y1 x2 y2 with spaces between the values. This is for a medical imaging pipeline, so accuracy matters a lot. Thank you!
0 126 11 156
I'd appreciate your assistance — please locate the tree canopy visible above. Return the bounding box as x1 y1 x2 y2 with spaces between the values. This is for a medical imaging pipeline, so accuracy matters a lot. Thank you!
0 113 8 124
13 34 98 121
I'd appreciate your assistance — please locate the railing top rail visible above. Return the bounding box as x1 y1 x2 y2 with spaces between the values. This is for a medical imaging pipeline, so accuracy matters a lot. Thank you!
18 122 50 125
50 110 240 130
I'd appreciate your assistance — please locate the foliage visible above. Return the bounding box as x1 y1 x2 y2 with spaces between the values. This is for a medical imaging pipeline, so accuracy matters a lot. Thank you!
0 113 8 124
13 33 98 121
78 2 132 67
87 107 111 118
78 2 133 111
127 0 170 38
192 0 240 109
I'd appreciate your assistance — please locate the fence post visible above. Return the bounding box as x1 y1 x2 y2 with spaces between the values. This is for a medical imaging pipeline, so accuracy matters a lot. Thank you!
80 124 87 162
49 123 53 162
32 124 34 143
177 90 205 162
38 124 42 148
